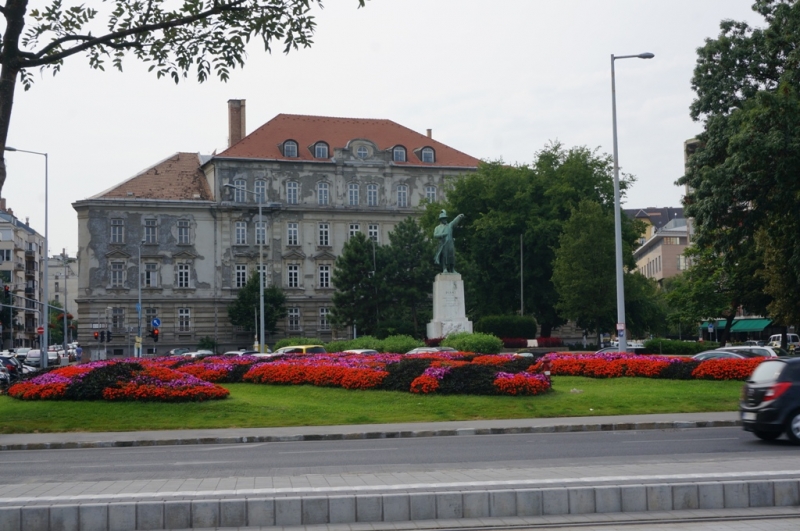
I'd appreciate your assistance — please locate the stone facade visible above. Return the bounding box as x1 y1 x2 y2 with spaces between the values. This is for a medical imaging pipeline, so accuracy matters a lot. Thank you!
73 107 480 354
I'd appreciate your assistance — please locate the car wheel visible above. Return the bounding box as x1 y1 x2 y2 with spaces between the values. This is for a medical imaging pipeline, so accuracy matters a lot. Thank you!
786 411 800 444
753 430 782 441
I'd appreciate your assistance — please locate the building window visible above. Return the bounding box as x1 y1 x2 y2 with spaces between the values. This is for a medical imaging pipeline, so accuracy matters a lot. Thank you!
287 222 299 246
233 179 246 203
178 308 191 331
318 223 330 246
287 181 298 204
283 140 298 158
255 221 266 246
54 294 59 301
235 221 247 245
421 147 435 163
425 185 437 202
54 281 59 293
368 224 379 243
678 255 689 271
145 307 158 326
254 180 266 204
319 307 330 330
287 264 299 288
348 183 359 206
110 219 124 244
236 264 248 288
177 220 190 244
110 261 125 287
0 250 10 262
349 223 360 238
317 182 329 205
315 142 329 158
144 263 159 288
176 263 190 288
318 265 330 288
111 307 125 329
397 185 408 207
663 237 681 245
288 307 300 331
393 146 406 162
144 219 158 244
367 184 378 206
357 146 369 159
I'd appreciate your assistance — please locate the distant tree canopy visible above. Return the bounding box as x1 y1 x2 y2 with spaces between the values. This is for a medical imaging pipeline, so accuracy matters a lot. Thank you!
0 0 366 193
679 0 799 325
227 273 287 338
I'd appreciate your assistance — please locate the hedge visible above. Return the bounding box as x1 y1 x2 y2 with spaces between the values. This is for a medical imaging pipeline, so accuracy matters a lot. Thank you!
474 315 537 339
441 332 503 354
643 339 721 355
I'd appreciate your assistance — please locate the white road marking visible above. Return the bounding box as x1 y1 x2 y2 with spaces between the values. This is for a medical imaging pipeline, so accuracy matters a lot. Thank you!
280 448 398 454
622 438 739 443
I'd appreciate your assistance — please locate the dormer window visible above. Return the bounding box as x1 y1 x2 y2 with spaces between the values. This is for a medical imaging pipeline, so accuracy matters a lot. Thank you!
283 140 298 158
357 146 369 159
393 146 406 162
314 142 329 159
421 147 435 163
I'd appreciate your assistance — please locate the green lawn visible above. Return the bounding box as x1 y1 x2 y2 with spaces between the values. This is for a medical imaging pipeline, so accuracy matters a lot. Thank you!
0 377 743 434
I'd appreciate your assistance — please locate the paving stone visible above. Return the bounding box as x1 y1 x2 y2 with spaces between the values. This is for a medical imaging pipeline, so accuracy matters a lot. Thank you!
672 484 699 510
191 499 219 528
568 488 595 514
107 502 134 531
21 506 49 531
220 498 247 527
594 486 621 513
49 505 78 531
136 501 163 530
274 497 301 526
749 481 774 507
489 489 517 517
0 507 21 531
646 484 672 511
382 494 409 521
516 489 543 516
724 482 750 508
328 495 355 524
246 498 274 527
435 492 463 519
164 501 191 530
621 485 647 512
409 492 436 520
356 494 382 522
301 496 328 525
698 482 724 509
774 480 800 507
542 488 569 515
463 491 489 518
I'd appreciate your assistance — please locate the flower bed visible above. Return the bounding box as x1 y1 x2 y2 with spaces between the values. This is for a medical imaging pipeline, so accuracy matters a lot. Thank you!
8 360 230 402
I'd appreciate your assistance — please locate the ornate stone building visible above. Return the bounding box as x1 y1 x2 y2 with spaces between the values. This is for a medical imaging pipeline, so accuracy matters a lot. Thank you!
73 102 480 354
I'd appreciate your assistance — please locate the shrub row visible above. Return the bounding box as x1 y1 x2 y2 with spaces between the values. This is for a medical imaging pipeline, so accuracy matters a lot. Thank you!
441 332 503 354
643 339 721 355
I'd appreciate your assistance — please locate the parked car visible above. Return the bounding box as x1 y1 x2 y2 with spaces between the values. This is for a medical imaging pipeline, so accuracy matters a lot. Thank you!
692 350 750 361
343 349 379 356
179 350 215 359
168 348 190 356
768 334 800 349
719 345 788 358
0 355 27 381
740 357 800 442
221 350 275 358
273 345 326 355
0 365 9 388
24 349 60 367
743 340 766 347
405 347 458 355
14 347 31 362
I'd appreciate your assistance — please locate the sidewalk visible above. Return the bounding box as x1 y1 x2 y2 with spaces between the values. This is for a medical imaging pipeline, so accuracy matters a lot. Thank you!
0 411 741 450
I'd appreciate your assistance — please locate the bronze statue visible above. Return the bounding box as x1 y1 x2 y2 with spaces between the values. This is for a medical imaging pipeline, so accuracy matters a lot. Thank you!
433 210 465 274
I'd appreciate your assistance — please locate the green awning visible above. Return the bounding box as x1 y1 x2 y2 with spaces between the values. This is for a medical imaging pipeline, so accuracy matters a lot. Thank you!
730 318 772 333
701 320 729 330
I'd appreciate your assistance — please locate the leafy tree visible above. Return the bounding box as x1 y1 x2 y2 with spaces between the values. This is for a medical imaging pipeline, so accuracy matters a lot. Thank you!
227 273 287 338
679 0 799 327
0 0 366 193
331 232 387 337
623 272 667 338
382 217 436 338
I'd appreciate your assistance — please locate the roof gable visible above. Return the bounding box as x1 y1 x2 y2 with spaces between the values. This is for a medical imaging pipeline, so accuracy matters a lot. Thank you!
218 114 480 168
93 153 213 201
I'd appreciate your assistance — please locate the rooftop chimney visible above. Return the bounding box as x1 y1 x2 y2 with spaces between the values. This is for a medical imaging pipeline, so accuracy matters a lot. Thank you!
0 198 5 212
228 99 246 148
426 129 432 139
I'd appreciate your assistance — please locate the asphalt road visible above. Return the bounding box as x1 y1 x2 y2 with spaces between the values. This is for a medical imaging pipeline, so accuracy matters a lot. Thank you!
2 426 797 484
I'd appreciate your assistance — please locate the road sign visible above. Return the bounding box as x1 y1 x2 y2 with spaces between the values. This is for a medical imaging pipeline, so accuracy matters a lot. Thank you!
136 303 141 315
152 318 161 327
36 326 44 335
708 324 715 333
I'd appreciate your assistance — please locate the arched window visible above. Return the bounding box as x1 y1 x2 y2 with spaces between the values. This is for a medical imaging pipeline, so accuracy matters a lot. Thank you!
421 147 435 163
283 140 298 158
314 142 329 159
357 146 369 159
393 146 406 162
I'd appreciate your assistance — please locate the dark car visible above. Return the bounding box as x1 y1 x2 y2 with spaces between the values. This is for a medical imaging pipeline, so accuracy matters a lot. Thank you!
0 355 25 381
693 349 763 361
740 358 800 443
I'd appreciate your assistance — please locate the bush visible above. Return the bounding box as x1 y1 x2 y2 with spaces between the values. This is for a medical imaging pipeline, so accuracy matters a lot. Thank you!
324 340 354 353
643 339 720 355
380 358 431 391
441 332 503 354
274 337 323 350
381 334 423 354
475 315 537 339
438 364 498 395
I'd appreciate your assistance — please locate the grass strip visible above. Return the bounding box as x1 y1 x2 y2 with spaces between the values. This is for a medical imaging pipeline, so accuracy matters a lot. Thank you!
0 376 742 434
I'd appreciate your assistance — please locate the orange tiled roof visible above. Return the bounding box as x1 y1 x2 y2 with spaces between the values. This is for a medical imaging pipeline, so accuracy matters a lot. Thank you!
218 114 481 167
95 153 212 201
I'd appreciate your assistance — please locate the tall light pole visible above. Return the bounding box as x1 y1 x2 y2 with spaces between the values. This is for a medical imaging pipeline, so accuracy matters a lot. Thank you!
5 147 49 366
136 239 145 357
610 52 654 353
224 183 266 353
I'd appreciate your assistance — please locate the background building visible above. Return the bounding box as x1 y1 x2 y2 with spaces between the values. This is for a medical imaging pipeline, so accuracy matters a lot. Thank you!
0 200 46 349
73 102 480 354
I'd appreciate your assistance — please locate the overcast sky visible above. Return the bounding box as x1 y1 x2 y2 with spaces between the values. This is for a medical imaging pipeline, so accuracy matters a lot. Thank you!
4 0 764 257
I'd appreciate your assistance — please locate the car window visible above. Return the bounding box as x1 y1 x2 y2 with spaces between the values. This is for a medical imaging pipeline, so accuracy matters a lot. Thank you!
306 347 326 353
775 347 791 357
748 360 786 383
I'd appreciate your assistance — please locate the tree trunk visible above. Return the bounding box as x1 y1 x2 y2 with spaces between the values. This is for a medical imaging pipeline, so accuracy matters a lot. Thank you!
540 323 552 338
0 1 30 195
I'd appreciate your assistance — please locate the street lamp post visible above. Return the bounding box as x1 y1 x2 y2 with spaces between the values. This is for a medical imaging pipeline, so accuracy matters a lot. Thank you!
5 147 49 367
610 52 654 353
136 240 145 358
224 183 266 354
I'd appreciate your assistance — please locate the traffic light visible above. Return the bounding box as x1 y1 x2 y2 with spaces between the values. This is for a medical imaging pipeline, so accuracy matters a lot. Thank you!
94 331 99 340
153 328 159 342
106 332 113 342
3 285 8 297
100 330 106 342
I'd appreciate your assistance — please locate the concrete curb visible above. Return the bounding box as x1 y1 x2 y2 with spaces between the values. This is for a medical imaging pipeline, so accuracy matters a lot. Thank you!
0 419 741 451
0 477 794 531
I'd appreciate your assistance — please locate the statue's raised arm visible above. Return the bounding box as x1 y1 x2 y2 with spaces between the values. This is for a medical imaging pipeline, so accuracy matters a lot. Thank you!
433 210 465 274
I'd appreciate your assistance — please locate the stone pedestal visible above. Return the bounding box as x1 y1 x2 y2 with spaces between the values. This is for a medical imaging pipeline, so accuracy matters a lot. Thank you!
426 273 473 338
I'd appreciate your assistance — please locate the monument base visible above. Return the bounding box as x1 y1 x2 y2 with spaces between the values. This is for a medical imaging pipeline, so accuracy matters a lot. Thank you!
426 273 473 339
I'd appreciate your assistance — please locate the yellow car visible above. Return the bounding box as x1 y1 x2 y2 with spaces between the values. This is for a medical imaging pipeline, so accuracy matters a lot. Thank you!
274 345 327 355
